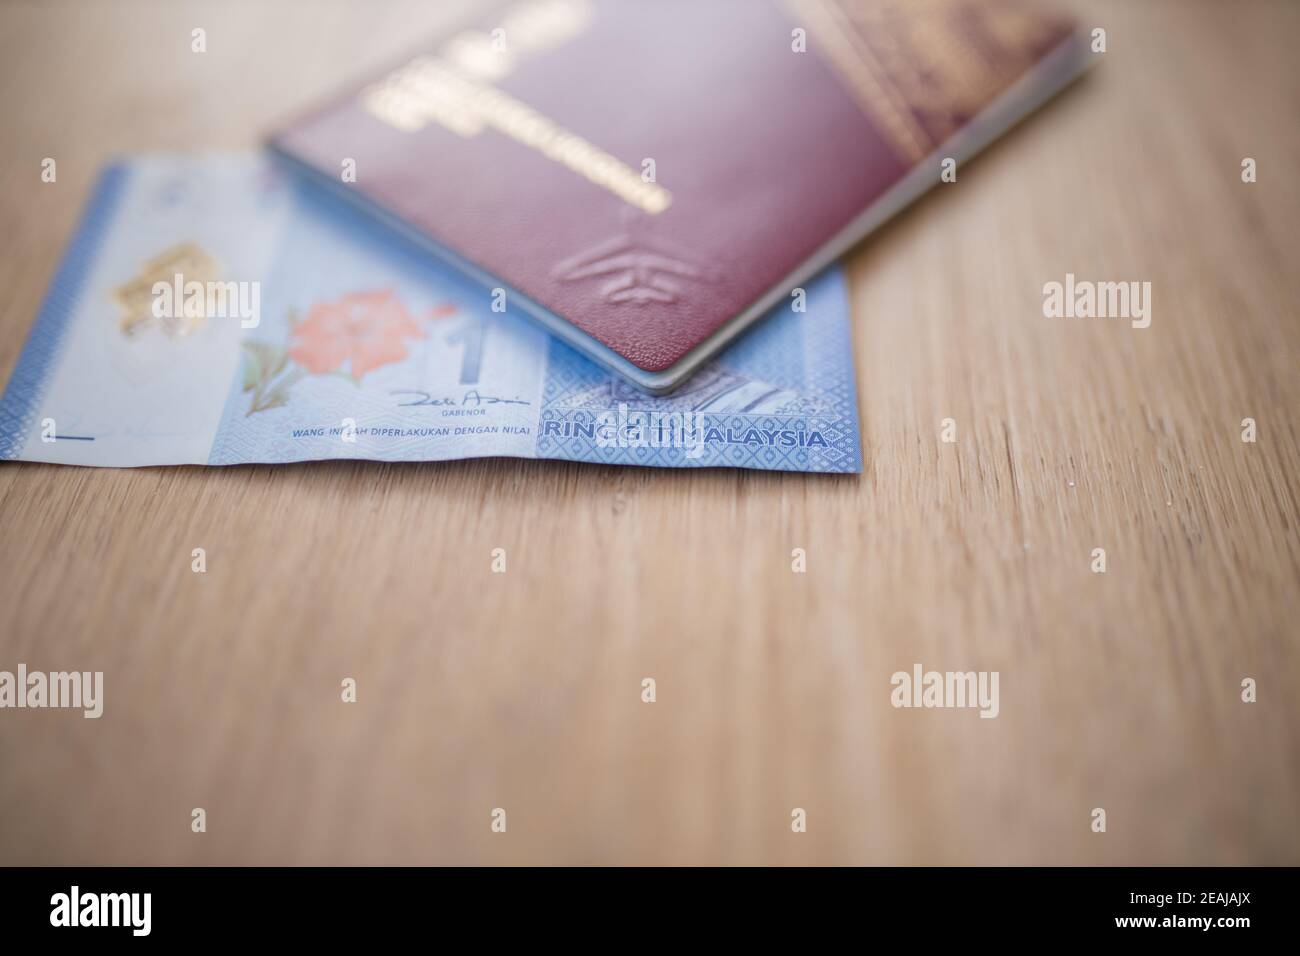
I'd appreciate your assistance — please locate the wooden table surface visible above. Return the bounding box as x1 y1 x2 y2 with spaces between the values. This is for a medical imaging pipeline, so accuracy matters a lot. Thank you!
1 0 1296 866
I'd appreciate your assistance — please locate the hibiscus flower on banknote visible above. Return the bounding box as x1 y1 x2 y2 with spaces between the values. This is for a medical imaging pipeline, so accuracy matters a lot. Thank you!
242 290 454 414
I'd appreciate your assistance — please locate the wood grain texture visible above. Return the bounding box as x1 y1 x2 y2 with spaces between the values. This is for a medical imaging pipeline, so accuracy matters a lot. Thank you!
0 0 1296 865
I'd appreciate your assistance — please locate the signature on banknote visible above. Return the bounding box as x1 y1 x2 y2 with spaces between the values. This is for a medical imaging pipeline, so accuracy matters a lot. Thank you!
390 389 531 408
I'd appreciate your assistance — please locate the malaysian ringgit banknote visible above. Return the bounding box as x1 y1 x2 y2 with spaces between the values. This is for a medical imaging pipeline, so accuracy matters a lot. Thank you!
0 157 861 472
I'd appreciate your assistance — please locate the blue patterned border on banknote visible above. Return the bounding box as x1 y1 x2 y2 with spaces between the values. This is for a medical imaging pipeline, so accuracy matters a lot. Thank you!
0 157 861 473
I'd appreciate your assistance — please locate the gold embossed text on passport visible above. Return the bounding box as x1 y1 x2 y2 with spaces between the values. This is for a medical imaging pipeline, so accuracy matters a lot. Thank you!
361 0 671 215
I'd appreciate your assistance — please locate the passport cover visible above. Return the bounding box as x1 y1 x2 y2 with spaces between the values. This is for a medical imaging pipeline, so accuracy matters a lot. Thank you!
270 0 1089 392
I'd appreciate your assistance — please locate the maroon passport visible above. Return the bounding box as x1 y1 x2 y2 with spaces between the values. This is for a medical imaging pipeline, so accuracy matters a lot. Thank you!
270 0 1090 392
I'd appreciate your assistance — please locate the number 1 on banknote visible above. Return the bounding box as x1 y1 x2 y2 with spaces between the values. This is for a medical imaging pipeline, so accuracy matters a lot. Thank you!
447 317 487 386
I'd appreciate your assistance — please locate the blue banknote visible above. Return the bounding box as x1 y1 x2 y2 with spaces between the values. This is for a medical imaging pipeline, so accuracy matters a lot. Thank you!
0 157 861 472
